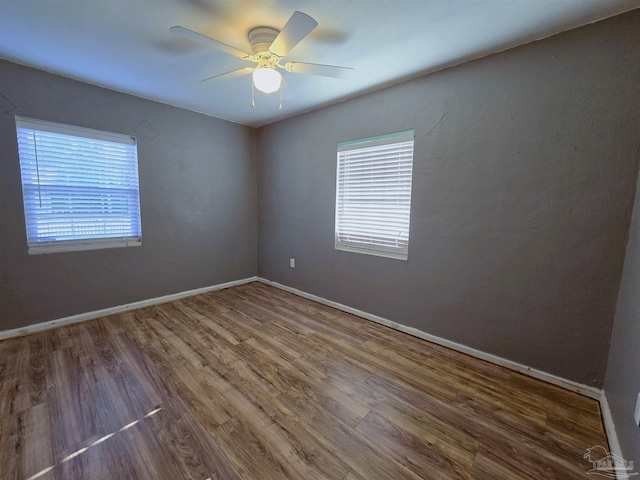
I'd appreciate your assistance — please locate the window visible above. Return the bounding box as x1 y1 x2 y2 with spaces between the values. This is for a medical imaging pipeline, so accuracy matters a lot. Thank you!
335 130 414 260
15 117 142 255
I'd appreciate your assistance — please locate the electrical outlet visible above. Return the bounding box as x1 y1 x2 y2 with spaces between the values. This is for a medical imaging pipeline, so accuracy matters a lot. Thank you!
290 258 295 268
635 393 640 427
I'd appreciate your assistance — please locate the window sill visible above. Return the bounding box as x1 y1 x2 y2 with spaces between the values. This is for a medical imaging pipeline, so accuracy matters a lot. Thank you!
335 243 408 261
28 239 142 255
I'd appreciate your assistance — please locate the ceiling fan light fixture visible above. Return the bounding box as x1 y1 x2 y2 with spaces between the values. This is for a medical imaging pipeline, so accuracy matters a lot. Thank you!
252 67 282 94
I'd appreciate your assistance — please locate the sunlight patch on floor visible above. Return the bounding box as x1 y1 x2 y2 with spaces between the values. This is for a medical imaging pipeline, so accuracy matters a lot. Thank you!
25 406 163 480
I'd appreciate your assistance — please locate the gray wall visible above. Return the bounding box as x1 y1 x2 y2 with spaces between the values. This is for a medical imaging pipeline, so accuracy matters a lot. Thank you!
605 168 640 461
257 10 640 387
0 60 257 330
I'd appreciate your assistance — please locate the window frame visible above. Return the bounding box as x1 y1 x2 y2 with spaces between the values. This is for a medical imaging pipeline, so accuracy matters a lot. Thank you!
15 116 142 255
334 129 415 261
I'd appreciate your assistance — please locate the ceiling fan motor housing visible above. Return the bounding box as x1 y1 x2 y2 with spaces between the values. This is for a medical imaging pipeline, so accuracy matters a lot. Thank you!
248 27 279 55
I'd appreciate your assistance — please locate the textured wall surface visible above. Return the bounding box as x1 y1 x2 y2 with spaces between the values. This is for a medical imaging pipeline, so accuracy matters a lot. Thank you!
0 60 257 330
605 167 640 462
257 10 640 386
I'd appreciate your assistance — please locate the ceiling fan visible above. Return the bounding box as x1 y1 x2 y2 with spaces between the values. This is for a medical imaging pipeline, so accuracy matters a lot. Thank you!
170 11 353 103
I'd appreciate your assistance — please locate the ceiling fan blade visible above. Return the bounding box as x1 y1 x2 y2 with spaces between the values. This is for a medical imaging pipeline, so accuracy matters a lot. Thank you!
170 26 251 59
284 62 353 79
269 11 318 57
199 67 253 83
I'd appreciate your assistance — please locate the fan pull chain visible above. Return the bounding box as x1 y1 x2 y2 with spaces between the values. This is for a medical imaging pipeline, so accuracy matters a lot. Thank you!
251 81 255 108
279 87 283 110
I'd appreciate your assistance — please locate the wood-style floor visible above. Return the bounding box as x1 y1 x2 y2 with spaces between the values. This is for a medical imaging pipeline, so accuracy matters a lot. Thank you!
0 282 608 480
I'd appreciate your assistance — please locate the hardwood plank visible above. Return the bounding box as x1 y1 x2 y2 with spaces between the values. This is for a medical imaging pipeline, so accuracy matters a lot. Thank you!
115 417 184 480
146 347 238 433
49 326 75 351
174 299 243 345
221 382 349 480
508 371 600 414
545 410 607 450
49 351 101 454
314 331 458 403
343 471 367 480
2 435 24 480
27 335 53 405
451 392 547 440
107 332 165 408
266 401 352 480
243 321 307 362
272 389 422 480
293 343 375 384
356 411 479 480
366 372 590 477
0 337 31 415
99 428 146 479
234 337 371 429
217 374 353 480
23 402 54 480
351 376 479 468
53 433 113 480
76 322 123 380
89 366 158 435
472 448 538 480
214 416 299 480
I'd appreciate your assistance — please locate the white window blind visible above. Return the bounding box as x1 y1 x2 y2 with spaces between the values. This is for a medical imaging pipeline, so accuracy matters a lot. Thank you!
15 116 142 255
335 130 414 260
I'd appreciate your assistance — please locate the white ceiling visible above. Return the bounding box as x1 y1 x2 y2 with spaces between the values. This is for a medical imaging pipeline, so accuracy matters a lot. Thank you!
1 0 638 127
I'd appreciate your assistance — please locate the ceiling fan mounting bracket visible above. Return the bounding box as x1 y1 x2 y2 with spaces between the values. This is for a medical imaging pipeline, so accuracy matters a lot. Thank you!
248 27 279 54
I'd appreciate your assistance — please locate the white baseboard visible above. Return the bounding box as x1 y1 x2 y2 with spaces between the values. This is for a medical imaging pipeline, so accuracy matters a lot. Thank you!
257 277 602 400
0 276 258 341
599 391 630 480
